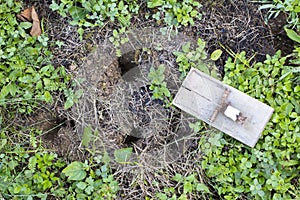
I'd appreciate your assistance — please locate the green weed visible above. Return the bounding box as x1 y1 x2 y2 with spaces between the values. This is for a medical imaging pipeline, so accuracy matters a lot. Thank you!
200 49 300 199
50 0 140 39
0 1 79 114
259 0 300 31
0 128 119 200
155 173 210 200
173 38 220 79
62 160 119 199
147 0 202 27
108 27 129 57
148 64 171 104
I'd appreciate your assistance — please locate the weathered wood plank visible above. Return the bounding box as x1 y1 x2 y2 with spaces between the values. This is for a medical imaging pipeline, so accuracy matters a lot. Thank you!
173 68 274 147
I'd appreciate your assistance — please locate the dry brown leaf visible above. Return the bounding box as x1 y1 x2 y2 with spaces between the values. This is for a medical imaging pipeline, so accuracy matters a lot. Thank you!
30 7 41 36
17 7 32 21
17 6 41 37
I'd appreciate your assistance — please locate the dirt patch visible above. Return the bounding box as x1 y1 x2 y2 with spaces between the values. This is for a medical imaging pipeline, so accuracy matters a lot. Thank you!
10 103 83 161
66 28 206 198
42 125 83 161
191 0 294 72
267 12 295 55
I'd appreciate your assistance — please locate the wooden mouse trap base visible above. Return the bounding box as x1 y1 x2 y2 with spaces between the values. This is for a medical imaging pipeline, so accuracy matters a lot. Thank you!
173 68 274 147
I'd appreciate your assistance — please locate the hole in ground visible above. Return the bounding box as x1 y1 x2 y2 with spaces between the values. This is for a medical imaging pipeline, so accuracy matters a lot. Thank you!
124 135 140 145
118 50 140 76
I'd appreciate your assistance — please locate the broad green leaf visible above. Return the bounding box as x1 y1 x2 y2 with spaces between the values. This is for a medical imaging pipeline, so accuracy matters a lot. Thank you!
8 160 18 170
36 193 47 200
173 173 183 182
76 182 87 190
109 36 115 43
70 20 79 26
178 194 188 200
258 190 265 198
1 86 10 98
190 10 198 17
114 147 132 163
148 65 165 85
75 89 84 99
185 174 196 182
43 180 52 190
28 156 37 170
6 83 19 96
162 87 171 97
78 27 84 40
83 21 93 27
44 91 53 103
147 0 164 8
13 184 22 194
62 161 87 180
197 38 206 50
82 125 93 147
182 42 191 53
7 0 14 7
85 185 94 195
157 64 165 75
113 29 118 37
0 139 7 151
295 85 300 93
211 68 219 79
285 28 300 43
210 49 223 61
196 64 210 75
156 193 168 200
102 152 111 164
64 97 74 109
196 183 210 193
272 194 283 200
183 181 193 193
69 6 88 20
20 22 32 29
27 196 33 200
49 1 60 11
193 1 201 7
43 78 51 87
279 160 299 167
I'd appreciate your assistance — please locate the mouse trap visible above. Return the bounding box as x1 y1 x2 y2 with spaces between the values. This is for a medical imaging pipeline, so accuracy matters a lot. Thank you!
173 68 274 147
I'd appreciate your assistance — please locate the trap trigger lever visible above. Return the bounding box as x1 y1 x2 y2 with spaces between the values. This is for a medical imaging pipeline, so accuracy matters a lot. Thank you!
209 88 230 123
